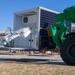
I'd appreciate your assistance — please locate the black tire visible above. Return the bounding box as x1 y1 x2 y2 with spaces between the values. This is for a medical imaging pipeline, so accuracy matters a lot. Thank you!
60 36 75 65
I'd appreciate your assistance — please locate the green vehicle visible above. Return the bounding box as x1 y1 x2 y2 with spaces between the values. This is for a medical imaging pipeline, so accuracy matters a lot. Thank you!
47 5 75 65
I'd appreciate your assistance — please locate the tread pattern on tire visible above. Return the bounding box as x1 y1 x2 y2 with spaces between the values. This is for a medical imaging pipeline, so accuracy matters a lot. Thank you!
60 36 75 65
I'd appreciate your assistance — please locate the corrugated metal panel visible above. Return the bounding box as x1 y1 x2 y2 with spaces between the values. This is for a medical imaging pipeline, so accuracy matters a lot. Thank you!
39 9 71 50
39 10 56 50
40 10 56 28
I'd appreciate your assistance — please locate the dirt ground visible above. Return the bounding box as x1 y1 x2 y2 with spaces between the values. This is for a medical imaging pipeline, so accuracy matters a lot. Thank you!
0 62 74 75
0 50 75 75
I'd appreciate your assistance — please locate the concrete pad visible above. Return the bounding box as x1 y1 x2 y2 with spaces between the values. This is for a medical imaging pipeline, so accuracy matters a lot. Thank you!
0 54 62 61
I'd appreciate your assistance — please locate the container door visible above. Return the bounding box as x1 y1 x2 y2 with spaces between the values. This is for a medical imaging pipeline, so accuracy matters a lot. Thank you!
29 24 36 49
31 34 35 48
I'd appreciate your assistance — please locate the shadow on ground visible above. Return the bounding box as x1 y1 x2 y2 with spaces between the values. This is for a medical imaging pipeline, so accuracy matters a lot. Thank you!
0 58 67 66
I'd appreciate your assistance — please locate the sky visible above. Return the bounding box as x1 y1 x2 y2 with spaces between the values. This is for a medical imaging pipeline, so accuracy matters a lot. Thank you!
0 0 75 31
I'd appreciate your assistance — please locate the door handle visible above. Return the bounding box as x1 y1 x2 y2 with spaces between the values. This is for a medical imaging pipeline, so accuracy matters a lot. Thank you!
31 40 33 42
29 39 31 41
29 39 33 42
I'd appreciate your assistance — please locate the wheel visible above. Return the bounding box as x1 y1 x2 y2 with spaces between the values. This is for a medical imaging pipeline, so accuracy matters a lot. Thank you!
60 36 75 65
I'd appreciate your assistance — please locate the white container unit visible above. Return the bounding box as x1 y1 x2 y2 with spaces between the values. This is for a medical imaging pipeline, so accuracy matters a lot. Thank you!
13 7 59 50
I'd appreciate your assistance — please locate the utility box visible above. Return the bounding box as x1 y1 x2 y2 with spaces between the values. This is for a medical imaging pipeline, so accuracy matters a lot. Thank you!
13 7 71 50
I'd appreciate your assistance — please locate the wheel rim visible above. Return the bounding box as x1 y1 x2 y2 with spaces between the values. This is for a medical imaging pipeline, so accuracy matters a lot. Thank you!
67 43 75 59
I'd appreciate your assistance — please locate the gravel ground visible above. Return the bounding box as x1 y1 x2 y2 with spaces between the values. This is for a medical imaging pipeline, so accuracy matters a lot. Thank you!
0 62 75 75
